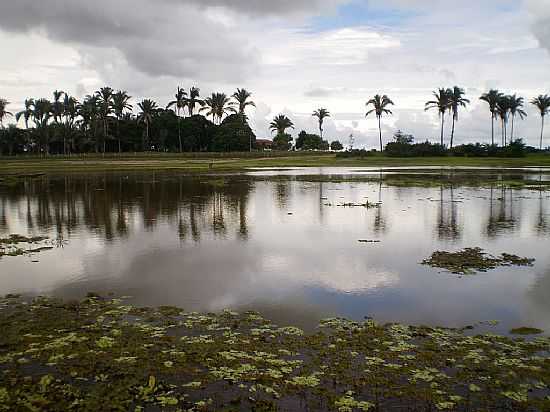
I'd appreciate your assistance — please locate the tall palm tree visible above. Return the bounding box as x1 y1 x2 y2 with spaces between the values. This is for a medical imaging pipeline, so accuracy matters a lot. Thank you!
200 93 234 124
112 91 132 153
62 94 79 155
186 87 203 116
496 95 511 146
425 88 451 146
269 114 294 135
531 95 550 150
31 98 52 154
52 90 65 124
366 94 394 152
448 86 470 149
508 94 527 142
167 87 187 153
232 88 255 116
16 99 34 129
79 95 100 152
96 87 114 153
138 99 158 150
480 89 503 146
0 98 13 128
312 108 330 139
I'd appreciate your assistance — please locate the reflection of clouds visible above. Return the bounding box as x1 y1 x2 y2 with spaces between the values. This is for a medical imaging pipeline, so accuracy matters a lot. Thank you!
525 265 550 333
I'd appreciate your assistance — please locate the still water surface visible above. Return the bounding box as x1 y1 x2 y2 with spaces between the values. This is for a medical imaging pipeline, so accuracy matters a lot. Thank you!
1 168 549 334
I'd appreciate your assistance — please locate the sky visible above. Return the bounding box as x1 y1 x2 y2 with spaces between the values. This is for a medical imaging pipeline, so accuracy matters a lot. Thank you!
1 0 550 148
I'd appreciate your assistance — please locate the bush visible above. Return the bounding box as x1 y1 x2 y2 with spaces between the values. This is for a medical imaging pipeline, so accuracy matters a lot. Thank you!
295 131 329 151
330 140 344 151
272 133 293 151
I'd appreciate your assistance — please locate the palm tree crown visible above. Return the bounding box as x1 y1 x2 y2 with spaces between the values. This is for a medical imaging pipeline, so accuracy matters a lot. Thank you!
232 88 256 116
138 99 158 150
531 94 550 150
508 94 527 141
16 99 34 129
167 87 187 116
312 108 330 139
0 98 13 128
270 115 294 135
366 94 394 152
200 93 235 124
448 86 470 148
186 87 203 116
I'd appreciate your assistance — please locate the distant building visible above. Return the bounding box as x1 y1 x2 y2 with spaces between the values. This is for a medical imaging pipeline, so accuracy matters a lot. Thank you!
255 139 273 151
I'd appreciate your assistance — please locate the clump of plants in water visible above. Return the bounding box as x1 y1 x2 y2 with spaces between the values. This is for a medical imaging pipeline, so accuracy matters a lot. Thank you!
422 247 535 274
0 234 52 259
0 295 549 411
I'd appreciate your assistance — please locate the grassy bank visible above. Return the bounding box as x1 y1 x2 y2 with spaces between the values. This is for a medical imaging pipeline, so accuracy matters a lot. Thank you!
1 153 550 175
0 295 548 411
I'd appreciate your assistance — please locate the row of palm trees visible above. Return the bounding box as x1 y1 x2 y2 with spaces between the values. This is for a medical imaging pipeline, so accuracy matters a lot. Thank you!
2 87 550 153
0 87 258 154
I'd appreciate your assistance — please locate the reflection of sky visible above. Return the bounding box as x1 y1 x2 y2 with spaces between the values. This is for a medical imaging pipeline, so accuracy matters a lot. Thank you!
0 170 549 333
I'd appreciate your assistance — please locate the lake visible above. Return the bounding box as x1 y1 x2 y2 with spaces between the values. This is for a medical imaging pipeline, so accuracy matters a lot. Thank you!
1 167 549 334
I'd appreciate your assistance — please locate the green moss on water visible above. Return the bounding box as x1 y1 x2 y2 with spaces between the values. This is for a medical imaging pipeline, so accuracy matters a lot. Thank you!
0 295 549 411
510 327 544 335
422 247 535 275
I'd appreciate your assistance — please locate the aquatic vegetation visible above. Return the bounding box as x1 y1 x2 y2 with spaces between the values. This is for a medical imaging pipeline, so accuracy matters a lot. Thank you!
0 234 54 260
0 295 549 411
510 327 544 335
422 247 535 274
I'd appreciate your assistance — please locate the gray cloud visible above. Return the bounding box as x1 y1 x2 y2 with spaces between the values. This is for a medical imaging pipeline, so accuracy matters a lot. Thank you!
527 0 550 55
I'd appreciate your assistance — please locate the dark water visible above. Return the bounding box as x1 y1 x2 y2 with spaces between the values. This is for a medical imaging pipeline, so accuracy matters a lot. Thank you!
1 168 549 334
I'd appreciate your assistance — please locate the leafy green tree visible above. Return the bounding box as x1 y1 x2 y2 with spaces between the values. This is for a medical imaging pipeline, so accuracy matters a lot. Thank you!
531 95 550 150
167 87 187 153
393 130 414 144
448 86 470 148
273 133 293 151
366 94 394 152
425 89 451 147
232 89 256 117
186 87 203 116
295 130 328 150
138 99 158 150
330 140 343 151
480 89 503 146
0 98 13 128
112 91 132 153
312 108 330 139
508 94 527 142
212 114 255 152
269 115 294 135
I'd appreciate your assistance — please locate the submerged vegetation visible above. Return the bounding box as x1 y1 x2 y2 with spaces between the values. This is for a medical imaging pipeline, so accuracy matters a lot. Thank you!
422 247 535 275
0 295 549 411
0 235 53 259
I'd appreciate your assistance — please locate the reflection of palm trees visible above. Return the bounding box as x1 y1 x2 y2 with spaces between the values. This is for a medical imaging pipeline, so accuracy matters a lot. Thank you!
436 185 461 241
535 188 549 235
485 184 519 238
373 175 387 233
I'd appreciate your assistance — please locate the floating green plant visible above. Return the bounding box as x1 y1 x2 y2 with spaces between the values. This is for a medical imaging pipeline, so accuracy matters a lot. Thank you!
0 295 548 411
422 247 535 274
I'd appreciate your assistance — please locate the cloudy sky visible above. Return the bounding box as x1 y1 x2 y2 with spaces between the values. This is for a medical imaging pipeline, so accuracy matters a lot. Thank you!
1 0 550 148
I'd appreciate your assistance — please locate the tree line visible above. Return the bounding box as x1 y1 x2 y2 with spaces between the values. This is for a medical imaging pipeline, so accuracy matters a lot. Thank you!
0 86 549 156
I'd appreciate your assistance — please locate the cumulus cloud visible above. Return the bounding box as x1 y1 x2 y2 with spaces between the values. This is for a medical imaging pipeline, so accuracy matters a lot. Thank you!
527 0 550 55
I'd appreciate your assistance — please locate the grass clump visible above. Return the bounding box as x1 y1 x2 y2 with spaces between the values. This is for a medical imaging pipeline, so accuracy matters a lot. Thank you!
422 247 535 274
510 327 544 335
0 295 549 411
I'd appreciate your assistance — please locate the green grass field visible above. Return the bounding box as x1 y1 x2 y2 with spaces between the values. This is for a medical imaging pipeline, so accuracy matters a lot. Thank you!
1 152 550 174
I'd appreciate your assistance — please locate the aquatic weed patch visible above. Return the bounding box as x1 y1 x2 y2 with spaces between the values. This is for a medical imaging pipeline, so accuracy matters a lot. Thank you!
0 234 54 259
422 247 535 275
0 296 549 411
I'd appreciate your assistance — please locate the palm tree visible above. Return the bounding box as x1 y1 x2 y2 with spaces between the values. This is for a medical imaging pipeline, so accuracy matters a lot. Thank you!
312 108 330 139
0 99 13 128
16 99 34 129
200 93 234 124
52 90 65 124
531 95 550 150
96 87 114 153
79 95 100 152
448 86 470 149
186 87 203 116
138 99 158 150
166 87 187 153
31 98 52 154
62 94 79 154
425 89 451 147
480 89 503 146
508 94 527 142
497 95 511 146
366 94 395 152
269 114 294 135
112 91 132 153
232 88 255 116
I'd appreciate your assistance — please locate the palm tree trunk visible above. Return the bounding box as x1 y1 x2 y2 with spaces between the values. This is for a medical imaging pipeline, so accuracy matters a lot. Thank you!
378 116 383 152
510 115 515 142
450 116 456 149
541 116 545 150
491 114 495 146
501 119 505 147
440 113 445 146
117 118 121 154
178 116 182 153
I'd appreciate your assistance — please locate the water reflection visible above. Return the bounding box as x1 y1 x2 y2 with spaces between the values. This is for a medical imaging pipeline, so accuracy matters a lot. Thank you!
0 170 549 332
